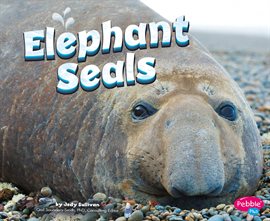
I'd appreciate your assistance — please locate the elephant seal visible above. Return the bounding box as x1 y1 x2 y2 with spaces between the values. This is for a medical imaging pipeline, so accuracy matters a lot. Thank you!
0 0 262 208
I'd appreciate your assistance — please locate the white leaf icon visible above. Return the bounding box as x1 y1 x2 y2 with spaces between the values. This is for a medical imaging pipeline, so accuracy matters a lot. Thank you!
52 13 64 26
65 17 75 30
63 7 71 18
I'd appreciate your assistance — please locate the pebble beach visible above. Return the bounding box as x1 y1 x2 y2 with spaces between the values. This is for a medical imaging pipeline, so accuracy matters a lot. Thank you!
0 41 270 221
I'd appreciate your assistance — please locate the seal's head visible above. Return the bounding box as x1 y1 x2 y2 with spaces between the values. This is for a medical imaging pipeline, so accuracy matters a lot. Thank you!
92 37 263 208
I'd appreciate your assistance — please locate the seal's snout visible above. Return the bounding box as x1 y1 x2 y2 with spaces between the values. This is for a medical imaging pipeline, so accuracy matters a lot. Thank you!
166 148 225 197
168 172 224 197
162 95 225 198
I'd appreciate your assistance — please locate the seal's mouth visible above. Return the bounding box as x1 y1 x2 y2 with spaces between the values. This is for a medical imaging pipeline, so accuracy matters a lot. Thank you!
168 185 224 198
136 183 227 198
135 187 231 209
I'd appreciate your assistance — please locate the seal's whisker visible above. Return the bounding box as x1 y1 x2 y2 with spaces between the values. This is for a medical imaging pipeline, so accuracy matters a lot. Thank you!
151 84 162 93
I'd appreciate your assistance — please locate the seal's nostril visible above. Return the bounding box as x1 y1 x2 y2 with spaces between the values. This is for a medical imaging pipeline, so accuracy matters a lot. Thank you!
165 120 172 128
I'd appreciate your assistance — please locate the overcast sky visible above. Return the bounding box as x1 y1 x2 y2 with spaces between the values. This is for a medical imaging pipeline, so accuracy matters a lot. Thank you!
141 0 270 38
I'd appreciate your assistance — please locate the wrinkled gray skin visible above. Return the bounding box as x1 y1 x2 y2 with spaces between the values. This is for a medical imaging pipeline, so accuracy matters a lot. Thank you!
0 0 262 208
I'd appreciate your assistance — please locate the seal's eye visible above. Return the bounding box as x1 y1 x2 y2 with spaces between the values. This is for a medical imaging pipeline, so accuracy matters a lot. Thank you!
217 102 238 121
132 102 157 121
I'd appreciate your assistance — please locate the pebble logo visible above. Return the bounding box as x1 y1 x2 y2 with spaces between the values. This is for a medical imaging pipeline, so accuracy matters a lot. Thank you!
234 196 264 215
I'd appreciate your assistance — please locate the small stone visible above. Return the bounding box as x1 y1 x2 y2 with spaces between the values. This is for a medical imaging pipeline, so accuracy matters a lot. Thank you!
29 211 37 218
28 192 35 197
197 214 203 220
22 208 30 215
152 215 160 221
174 208 182 214
165 205 172 211
93 192 107 202
230 215 241 221
0 212 8 219
0 188 14 202
99 213 109 221
265 194 270 200
193 212 202 219
255 116 263 123
170 216 183 221
209 208 218 216
226 206 234 214
10 217 20 221
254 216 262 221
28 218 40 221
208 215 224 221
201 208 208 213
40 214 54 221
128 210 144 221
134 204 143 210
155 205 165 211
262 133 270 145
40 187 52 197
26 200 36 210
185 213 194 221
242 212 248 218
258 195 267 201
262 208 270 215
258 106 270 112
81 212 100 221
115 217 126 221
247 95 256 101
145 211 154 216
104 203 114 210
180 211 187 216
222 213 232 221
21 214 29 219
188 213 195 219
116 203 123 210
153 210 160 216
114 198 122 203
141 205 150 214
216 204 226 210
38 197 56 207
247 214 254 221
162 211 170 217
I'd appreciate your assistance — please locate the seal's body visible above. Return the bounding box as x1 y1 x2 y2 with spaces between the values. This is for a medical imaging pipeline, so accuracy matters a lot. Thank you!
0 0 262 208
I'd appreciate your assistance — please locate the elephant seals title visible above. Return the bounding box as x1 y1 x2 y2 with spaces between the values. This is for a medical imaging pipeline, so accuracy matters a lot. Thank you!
23 16 189 94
